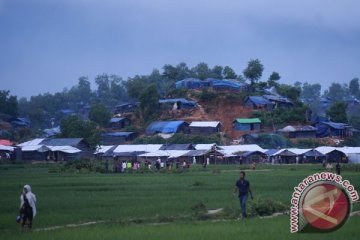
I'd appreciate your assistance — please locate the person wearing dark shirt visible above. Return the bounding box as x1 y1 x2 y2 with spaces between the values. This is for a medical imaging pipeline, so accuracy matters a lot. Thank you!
233 171 253 218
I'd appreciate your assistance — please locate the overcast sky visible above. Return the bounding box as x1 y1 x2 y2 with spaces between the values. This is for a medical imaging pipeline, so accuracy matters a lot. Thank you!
1 0 359 98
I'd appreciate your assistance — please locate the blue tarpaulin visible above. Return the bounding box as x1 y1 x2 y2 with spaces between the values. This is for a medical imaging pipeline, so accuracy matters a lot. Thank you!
210 79 245 90
175 78 210 89
146 121 188 135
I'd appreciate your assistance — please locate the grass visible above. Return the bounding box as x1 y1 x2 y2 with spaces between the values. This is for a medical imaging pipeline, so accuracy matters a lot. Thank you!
0 163 359 239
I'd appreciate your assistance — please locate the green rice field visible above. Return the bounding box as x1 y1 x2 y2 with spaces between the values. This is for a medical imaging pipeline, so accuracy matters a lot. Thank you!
0 163 359 239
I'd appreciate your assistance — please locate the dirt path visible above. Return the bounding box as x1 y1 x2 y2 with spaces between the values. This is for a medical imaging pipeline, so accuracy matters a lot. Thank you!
34 210 360 232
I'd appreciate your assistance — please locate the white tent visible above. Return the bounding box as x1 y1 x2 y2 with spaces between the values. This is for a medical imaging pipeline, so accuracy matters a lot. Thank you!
48 146 81 154
220 144 265 153
0 145 15 151
195 143 217 151
21 145 49 152
18 138 45 147
95 145 114 154
113 144 163 154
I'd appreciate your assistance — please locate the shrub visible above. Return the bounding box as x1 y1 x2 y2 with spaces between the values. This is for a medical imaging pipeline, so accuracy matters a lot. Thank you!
249 197 287 216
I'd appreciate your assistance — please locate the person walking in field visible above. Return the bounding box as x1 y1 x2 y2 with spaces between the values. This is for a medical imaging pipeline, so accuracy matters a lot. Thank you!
233 171 253 218
19 185 36 229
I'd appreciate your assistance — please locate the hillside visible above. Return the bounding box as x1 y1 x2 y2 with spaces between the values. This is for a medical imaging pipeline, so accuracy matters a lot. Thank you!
158 91 253 140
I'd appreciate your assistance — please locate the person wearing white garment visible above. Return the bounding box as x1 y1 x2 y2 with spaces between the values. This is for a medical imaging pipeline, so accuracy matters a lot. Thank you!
19 185 36 229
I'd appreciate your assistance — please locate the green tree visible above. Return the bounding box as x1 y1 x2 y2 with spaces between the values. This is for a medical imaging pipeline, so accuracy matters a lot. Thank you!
95 74 128 108
243 59 264 91
276 84 301 103
60 115 100 149
268 71 281 87
223 66 237 79
325 83 347 102
88 103 111 127
211 65 223 79
192 62 211 80
0 90 18 118
349 78 359 96
139 84 160 122
326 102 348 123
301 82 321 103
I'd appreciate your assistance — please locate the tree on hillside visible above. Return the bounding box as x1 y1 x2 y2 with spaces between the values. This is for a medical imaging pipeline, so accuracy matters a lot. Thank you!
95 74 128 108
139 84 160 122
60 115 100 149
349 78 359 97
0 90 18 119
192 62 211 80
268 71 281 87
223 66 237 79
243 59 264 91
276 84 301 103
326 102 348 123
301 82 321 103
88 103 111 127
324 83 347 102
211 65 223 79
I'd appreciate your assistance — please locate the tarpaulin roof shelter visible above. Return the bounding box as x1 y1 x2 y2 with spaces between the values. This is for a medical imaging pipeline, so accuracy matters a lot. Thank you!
219 144 265 154
263 95 293 104
95 145 115 154
210 79 246 90
278 125 317 132
43 126 61 137
194 144 217 150
18 138 45 147
159 98 197 108
189 121 221 128
160 144 195 150
113 144 163 153
47 146 81 154
102 132 135 137
146 121 188 135
0 140 13 146
0 145 15 151
181 149 209 157
246 96 273 106
234 118 261 124
110 117 126 123
21 145 49 152
304 149 325 157
40 138 85 146
175 78 210 89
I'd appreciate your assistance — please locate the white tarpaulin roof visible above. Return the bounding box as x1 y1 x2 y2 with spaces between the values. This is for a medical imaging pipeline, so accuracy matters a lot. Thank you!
190 121 221 128
48 146 81 154
315 146 337 155
195 144 216 150
113 144 163 153
138 150 170 157
18 138 45 147
220 144 265 153
167 150 190 158
337 147 360 155
95 145 114 154
138 150 190 158
218 150 237 157
0 145 15 151
21 145 49 152
287 148 312 155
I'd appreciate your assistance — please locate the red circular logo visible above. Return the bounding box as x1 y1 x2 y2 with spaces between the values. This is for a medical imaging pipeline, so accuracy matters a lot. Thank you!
301 183 350 231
